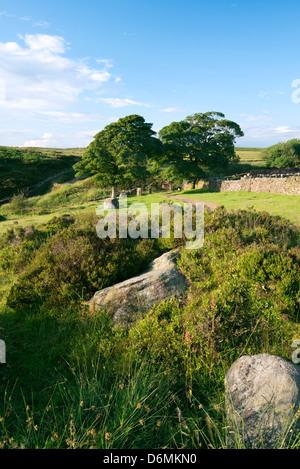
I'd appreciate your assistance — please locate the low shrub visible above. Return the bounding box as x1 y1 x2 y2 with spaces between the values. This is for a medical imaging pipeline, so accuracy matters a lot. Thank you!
6 214 171 312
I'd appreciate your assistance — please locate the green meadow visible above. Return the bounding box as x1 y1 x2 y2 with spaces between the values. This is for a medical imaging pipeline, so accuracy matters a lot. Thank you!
176 190 300 225
235 147 266 166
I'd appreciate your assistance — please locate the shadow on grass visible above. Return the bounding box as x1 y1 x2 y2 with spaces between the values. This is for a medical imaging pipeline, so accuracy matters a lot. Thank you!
0 304 118 412
179 189 217 195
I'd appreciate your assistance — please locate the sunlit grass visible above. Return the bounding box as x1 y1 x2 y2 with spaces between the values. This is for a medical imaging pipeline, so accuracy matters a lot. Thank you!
176 190 300 225
235 149 265 166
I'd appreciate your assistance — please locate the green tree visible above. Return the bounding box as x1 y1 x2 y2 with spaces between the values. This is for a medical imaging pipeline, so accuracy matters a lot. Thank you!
159 112 244 186
74 115 164 195
262 139 300 168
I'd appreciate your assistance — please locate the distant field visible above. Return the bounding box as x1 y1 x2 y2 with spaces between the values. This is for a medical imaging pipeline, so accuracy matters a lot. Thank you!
235 147 265 167
0 146 80 200
24 147 86 157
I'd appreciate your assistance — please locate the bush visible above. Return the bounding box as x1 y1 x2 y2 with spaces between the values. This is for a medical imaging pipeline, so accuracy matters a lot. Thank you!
6 214 168 312
9 193 28 214
262 139 300 168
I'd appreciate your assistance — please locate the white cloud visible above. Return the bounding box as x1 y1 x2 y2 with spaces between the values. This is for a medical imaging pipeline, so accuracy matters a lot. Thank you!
275 126 300 135
22 34 66 53
37 110 107 123
98 97 152 108
24 132 55 147
240 113 272 122
0 34 115 113
34 20 50 28
160 107 183 113
241 124 300 141
0 11 49 27
257 91 268 99
96 58 114 68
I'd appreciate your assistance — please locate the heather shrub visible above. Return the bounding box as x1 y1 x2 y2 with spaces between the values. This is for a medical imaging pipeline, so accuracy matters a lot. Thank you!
5 212 179 312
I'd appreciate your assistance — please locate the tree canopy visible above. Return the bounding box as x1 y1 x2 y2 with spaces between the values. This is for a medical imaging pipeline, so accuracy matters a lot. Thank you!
158 112 244 184
74 114 164 189
74 112 245 190
262 139 300 168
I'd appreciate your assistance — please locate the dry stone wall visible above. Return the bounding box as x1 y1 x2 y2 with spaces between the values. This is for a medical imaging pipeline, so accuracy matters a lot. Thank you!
182 174 300 196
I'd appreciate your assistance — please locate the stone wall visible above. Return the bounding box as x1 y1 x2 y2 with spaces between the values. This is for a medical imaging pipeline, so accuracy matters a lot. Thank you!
182 174 300 196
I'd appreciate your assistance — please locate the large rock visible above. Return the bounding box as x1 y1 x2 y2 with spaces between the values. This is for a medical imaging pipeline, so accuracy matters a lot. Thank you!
225 354 300 448
104 198 119 209
87 249 188 329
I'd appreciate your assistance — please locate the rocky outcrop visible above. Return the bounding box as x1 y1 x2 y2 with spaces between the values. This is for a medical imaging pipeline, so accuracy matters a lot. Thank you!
225 354 300 448
87 249 188 329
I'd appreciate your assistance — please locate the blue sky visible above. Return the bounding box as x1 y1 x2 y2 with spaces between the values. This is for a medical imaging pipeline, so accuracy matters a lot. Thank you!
0 0 300 148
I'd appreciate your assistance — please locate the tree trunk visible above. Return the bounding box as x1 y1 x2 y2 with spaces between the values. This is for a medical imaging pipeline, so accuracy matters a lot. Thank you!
111 186 116 198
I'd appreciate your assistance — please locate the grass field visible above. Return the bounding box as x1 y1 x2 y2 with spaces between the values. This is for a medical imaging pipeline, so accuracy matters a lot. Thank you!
176 189 300 225
0 183 299 236
235 147 265 167
0 146 80 201
0 187 176 234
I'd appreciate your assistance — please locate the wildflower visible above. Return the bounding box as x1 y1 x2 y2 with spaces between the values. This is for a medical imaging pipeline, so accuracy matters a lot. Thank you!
91 406 95 411
185 330 191 347
26 405 30 412
145 406 150 413
80 401 84 407
139 419 144 426
69 420 75 437
105 433 111 441
136 403 142 409
34 425 38 432
119 383 124 390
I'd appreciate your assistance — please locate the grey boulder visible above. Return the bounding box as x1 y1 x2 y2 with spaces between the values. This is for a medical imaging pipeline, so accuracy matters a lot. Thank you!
104 198 119 209
225 353 300 447
87 249 188 329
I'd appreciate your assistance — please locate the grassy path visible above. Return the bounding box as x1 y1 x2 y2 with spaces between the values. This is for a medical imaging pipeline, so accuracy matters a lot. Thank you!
166 194 220 211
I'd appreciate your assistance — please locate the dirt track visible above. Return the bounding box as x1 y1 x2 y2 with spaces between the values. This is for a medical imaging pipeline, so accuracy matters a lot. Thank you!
166 194 220 211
